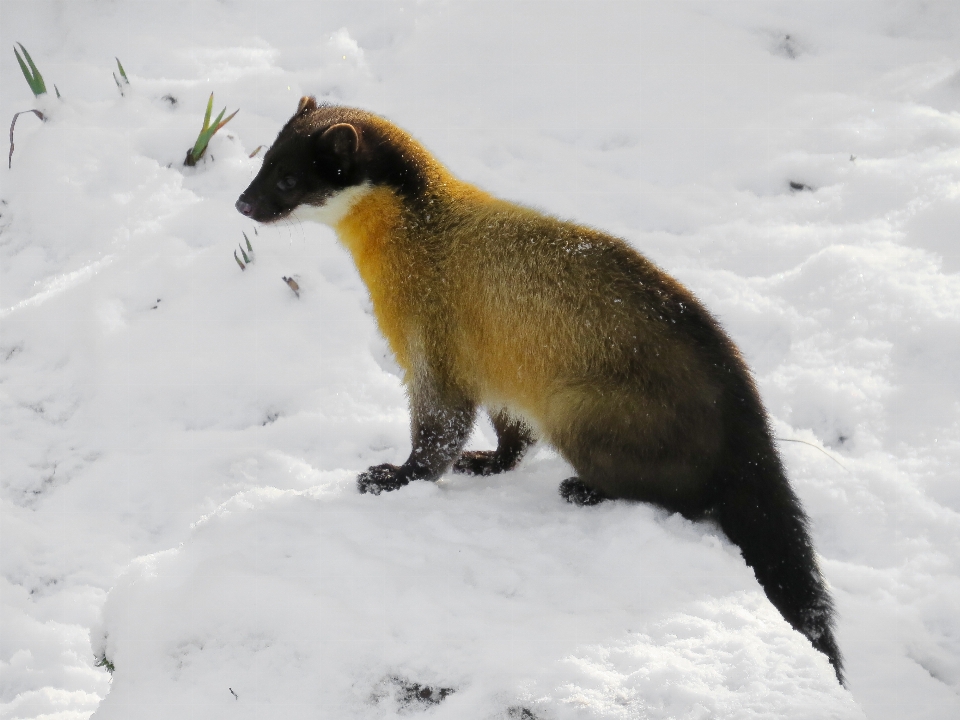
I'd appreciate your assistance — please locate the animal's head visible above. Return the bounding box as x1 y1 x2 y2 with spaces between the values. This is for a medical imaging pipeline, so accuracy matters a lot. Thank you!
235 98 426 225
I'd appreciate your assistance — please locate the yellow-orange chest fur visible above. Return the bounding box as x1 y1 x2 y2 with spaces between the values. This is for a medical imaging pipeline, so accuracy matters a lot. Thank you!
333 187 427 376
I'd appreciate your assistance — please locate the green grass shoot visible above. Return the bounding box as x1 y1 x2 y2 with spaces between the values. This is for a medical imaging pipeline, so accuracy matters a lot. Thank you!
234 233 254 270
14 43 47 97
113 59 129 96
184 92 238 166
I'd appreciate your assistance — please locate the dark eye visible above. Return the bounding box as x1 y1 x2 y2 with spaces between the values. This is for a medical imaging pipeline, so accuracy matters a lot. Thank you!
277 176 297 191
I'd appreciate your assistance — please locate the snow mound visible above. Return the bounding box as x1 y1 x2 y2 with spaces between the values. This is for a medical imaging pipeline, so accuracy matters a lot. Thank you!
93 475 858 719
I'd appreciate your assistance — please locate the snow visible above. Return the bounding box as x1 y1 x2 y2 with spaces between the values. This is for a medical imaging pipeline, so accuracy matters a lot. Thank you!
1 1 958 718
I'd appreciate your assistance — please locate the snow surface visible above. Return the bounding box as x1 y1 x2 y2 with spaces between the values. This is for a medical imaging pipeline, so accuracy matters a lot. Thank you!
2 1 959 718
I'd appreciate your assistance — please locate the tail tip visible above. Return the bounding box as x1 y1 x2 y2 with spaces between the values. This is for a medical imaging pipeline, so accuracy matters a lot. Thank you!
809 625 845 687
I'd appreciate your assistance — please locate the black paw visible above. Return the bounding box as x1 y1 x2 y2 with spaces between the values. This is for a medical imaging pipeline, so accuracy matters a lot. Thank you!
452 450 510 476
357 464 411 495
559 477 607 506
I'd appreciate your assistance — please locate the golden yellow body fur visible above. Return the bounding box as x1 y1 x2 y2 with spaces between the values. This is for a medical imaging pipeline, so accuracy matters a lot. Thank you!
335 167 724 503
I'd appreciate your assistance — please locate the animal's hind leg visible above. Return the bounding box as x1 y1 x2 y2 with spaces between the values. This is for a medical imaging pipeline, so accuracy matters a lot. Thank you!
453 410 534 476
552 415 720 516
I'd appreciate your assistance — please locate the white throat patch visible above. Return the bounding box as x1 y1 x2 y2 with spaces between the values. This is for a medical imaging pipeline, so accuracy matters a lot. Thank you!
293 184 372 227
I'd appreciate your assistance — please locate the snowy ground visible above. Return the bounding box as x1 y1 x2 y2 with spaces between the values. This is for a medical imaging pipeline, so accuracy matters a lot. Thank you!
2 1 959 718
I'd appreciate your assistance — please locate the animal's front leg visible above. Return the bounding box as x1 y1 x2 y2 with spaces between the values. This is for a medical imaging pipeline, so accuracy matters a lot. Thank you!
357 375 476 495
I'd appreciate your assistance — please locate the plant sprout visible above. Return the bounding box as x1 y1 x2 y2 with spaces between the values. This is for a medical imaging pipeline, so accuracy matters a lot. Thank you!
8 109 45 169
113 58 129 96
235 233 255 270
94 654 115 673
184 92 238 166
14 43 47 97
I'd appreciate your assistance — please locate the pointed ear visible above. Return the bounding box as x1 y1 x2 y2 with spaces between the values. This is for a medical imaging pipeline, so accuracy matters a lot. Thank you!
320 123 360 160
296 96 318 115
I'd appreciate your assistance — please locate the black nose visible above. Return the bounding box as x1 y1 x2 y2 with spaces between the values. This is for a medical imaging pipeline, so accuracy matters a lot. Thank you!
236 198 253 216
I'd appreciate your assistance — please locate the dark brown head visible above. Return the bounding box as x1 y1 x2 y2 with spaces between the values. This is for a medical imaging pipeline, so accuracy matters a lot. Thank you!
235 98 428 224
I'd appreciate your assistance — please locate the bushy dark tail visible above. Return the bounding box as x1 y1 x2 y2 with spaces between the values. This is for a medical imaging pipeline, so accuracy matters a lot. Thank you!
714 441 844 685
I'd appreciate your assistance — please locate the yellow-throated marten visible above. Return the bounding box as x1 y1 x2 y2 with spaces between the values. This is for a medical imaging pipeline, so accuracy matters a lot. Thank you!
237 97 844 684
